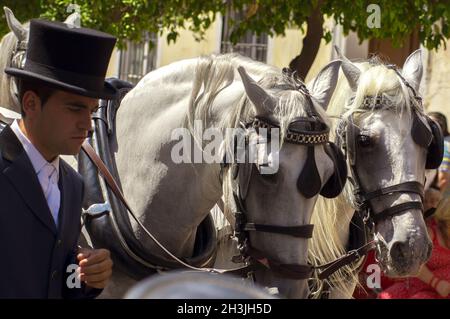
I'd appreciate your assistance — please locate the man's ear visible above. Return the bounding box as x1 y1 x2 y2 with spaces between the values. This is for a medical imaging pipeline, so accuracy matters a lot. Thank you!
22 91 41 117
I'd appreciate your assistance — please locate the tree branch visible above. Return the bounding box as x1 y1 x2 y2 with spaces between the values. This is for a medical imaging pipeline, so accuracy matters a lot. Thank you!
288 2 324 80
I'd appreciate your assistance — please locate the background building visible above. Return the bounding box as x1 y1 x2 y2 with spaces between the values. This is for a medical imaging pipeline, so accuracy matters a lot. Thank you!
106 13 449 119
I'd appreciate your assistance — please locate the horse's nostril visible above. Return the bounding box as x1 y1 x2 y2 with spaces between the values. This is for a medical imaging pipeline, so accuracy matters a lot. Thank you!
389 241 412 264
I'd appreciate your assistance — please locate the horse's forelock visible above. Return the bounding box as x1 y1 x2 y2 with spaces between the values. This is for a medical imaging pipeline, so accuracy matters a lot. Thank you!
345 62 421 119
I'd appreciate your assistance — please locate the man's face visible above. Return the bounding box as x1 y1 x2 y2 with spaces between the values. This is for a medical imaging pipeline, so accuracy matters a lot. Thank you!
31 90 98 158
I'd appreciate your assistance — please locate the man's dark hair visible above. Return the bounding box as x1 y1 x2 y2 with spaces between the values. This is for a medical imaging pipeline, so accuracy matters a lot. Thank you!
17 79 56 117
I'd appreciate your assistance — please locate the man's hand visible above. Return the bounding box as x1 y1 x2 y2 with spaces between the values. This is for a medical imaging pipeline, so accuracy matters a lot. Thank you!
77 248 113 289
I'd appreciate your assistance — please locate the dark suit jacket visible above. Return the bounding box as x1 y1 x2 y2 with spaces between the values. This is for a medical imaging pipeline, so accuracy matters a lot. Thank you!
0 125 100 298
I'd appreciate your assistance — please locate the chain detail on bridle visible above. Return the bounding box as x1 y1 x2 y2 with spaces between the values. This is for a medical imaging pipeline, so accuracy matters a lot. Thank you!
250 117 329 145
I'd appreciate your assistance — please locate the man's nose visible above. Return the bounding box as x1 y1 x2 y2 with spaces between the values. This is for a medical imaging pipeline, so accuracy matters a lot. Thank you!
79 112 93 133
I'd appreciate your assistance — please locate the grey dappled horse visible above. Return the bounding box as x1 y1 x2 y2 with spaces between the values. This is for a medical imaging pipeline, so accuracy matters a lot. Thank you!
83 54 346 298
308 48 443 298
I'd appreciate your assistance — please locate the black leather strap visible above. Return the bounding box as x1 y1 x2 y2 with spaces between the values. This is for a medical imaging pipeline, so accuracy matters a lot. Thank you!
246 247 314 280
360 181 424 202
424 207 437 219
317 241 376 280
372 201 424 223
243 223 314 238
267 261 314 280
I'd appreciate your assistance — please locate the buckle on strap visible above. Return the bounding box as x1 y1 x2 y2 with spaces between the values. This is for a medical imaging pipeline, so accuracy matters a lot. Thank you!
82 201 111 218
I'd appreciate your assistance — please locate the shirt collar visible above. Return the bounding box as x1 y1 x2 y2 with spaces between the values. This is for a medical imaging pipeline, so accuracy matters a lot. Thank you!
11 120 60 176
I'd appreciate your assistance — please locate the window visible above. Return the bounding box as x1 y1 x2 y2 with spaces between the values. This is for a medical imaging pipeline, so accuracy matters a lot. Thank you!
118 32 157 85
221 8 268 62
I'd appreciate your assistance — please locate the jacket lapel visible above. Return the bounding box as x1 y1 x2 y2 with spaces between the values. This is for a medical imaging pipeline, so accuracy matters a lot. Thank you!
0 125 57 235
57 162 73 237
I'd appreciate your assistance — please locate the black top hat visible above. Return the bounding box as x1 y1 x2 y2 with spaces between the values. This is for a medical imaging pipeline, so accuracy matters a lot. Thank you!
5 19 118 99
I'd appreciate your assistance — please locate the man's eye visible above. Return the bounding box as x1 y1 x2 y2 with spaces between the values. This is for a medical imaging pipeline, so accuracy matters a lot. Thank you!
68 106 81 112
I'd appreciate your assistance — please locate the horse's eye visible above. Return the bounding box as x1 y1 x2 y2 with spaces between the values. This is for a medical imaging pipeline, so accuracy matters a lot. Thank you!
358 134 372 147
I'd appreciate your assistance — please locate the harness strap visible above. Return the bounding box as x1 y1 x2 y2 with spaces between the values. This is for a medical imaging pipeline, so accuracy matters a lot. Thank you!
316 240 376 280
371 201 424 223
359 181 424 202
424 207 437 219
243 223 314 238
246 247 314 280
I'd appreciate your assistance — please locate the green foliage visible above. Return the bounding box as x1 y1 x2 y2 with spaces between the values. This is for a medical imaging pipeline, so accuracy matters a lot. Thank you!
323 0 450 50
1 0 450 51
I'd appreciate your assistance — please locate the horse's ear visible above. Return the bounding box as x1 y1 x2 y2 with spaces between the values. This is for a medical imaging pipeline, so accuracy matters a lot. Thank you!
3 7 28 42
334 45 360 92
402 49 423 93
64 11 81 28
237 66 277 117
307 60 341 111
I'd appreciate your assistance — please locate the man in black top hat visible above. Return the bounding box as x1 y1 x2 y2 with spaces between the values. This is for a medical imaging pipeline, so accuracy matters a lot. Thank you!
0 19 116 298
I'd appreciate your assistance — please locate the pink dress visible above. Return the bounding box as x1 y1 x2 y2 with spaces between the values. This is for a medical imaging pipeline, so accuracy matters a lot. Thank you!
378 220 450 299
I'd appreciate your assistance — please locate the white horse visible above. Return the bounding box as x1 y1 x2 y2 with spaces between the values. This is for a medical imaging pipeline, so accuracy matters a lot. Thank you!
308 48 439 298
84 53 345 298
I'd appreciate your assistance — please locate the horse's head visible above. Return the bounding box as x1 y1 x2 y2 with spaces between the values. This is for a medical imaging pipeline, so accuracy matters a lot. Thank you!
221 60 345 297
0 7 81 111
336 48 443 277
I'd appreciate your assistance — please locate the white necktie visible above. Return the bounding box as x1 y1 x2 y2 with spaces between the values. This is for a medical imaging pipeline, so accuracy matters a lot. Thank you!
38 163 61 227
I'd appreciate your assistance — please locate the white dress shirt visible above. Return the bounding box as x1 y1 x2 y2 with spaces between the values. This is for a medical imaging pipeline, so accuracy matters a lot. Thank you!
11 120 61 227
